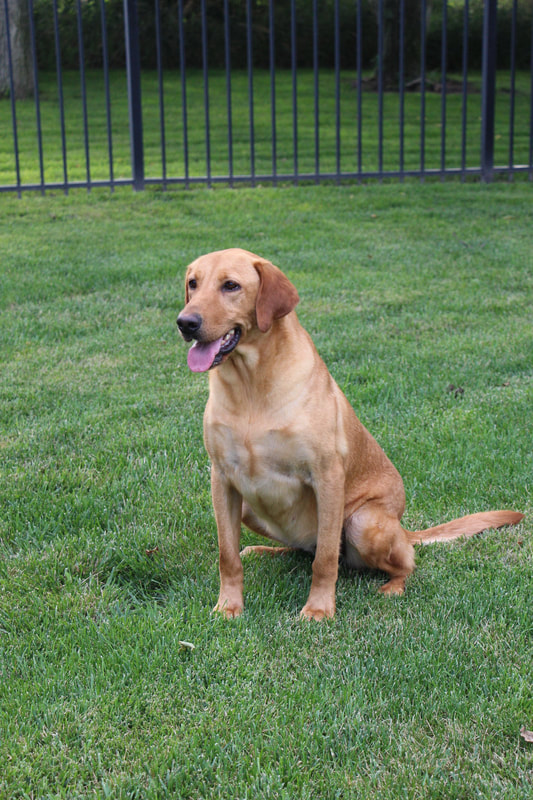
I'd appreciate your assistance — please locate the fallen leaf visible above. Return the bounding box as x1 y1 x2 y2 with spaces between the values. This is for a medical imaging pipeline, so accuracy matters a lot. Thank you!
145 546 159 557
178 641 195 652
520 727 533 742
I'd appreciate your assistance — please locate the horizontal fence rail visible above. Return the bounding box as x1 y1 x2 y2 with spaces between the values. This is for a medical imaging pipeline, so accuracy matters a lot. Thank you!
0 0 532 194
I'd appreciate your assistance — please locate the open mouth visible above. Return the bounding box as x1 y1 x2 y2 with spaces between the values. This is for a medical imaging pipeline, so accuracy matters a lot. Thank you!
187 327 241 373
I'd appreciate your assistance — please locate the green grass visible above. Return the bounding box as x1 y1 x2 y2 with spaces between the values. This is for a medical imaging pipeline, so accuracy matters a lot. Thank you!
0 69 531 188
0 180 532 798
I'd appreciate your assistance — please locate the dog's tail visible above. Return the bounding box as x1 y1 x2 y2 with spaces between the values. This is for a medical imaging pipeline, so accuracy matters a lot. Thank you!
407 510 524 545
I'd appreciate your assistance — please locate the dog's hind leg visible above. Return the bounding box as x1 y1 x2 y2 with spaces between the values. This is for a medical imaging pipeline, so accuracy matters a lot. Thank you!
240 502 298 558
344 504 415 595
241 545 296 558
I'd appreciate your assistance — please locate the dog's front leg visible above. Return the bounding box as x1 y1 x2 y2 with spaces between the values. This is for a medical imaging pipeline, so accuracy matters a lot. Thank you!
300 464 345 621
211 466 244 618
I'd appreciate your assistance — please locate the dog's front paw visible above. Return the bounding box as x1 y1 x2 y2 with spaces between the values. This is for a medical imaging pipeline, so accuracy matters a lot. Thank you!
213 596 244 618
300 601 335 621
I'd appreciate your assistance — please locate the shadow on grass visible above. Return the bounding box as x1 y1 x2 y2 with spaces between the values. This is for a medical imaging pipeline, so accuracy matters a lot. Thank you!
92 542 211 608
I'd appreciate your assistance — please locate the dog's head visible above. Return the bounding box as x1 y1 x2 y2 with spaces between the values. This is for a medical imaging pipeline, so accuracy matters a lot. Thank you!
177 249 300 372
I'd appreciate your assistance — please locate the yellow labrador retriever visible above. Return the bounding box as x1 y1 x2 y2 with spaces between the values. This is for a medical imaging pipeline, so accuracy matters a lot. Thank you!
177 248 523 620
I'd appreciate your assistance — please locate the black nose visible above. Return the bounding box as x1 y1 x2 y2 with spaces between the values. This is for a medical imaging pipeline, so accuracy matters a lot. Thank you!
177 312 202 337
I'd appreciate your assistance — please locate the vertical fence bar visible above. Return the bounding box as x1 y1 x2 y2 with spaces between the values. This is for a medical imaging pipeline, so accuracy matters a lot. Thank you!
356 0 362 176
246 0 255 186
269 0 277 185
530 10 533 179
124 0 144 190
178 0 189 188
200 0 211 186
420 0 427 180
155 0 167 189
313 0 319 181
377 0 384 177
27 0 44 193
508 0 517 180
481 0 497 182
52 0 68 192
291 0 298 182
440 0 447 180
334 0 341 181
3 0 21 194
224 0 233 186
460 0 469 180
76 0 91 189
399 0 405 180
99 0 114 190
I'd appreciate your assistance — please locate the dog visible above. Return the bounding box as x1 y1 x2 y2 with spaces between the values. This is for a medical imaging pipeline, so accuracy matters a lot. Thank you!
177 248 524 620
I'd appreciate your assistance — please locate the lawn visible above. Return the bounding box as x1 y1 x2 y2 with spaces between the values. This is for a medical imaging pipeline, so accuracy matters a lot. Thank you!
0 179 532 798
0 69 531 189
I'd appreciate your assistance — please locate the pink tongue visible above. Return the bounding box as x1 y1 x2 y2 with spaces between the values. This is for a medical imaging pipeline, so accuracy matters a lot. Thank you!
187 336 224 373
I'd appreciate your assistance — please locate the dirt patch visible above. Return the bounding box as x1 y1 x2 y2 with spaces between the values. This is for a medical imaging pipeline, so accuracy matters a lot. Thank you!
352 76 479 94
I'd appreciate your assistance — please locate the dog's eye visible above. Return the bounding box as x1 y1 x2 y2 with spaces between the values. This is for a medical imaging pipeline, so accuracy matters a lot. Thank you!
188 279 197 291
222 280 241 292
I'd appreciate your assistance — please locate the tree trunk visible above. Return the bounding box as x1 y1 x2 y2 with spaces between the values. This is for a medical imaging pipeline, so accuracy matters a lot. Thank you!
0 0 34 99
371 0 431 89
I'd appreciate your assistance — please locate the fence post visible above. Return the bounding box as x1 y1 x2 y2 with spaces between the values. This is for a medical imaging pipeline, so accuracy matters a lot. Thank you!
123 0 144 190
481 0 497 182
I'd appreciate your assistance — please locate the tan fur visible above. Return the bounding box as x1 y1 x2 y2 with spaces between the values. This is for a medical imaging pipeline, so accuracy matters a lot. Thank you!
177 248 524 620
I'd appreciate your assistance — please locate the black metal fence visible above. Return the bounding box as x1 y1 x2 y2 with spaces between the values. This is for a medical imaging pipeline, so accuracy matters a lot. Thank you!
1 0 532 194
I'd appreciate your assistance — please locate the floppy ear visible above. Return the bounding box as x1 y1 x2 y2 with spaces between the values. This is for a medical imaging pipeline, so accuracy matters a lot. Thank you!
253 259 300 333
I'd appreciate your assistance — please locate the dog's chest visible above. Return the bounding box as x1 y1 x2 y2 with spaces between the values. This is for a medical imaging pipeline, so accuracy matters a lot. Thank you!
206 421 312 510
